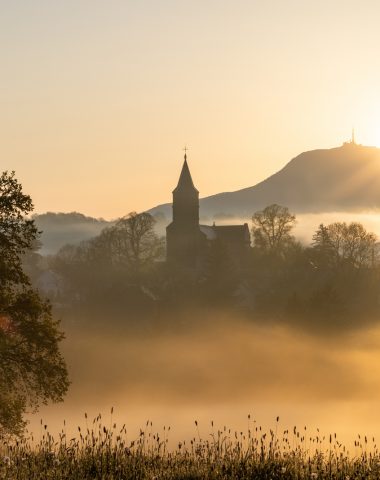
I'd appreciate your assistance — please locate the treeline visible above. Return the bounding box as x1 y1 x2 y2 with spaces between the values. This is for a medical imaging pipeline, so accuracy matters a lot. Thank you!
29 205 380 330
249 204 380 329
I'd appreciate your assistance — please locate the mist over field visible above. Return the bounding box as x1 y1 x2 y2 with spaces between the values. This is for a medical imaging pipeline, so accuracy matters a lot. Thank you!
27 310 380 446
23 208 380 447
18 205 380 454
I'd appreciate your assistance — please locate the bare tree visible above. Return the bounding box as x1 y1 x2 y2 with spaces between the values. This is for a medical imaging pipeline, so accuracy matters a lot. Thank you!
313 222 378 269
102 212 164 273
251 204 296 253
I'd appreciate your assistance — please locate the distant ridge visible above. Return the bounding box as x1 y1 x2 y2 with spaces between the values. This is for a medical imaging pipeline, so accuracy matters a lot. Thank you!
150 143 380 219
34 212 112 255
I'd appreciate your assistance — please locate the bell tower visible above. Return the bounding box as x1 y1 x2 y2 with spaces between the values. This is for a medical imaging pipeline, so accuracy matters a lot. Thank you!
166 151 205 268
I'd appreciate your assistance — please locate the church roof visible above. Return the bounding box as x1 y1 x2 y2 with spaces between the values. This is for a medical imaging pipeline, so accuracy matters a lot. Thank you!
200 225 217 240
213 224 250 243
173 156 199 193
200 223 251 243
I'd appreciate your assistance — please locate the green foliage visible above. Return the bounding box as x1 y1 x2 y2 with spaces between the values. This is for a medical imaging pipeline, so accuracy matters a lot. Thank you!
0 171 69 435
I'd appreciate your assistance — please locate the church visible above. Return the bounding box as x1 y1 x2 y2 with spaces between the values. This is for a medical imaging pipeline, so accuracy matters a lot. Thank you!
166 152 251 270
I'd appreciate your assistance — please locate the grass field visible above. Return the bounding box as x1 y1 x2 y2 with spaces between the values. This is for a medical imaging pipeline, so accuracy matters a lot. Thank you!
1 414 378 479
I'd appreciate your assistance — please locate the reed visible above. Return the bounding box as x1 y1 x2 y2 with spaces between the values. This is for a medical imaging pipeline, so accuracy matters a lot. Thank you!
0 413 378 479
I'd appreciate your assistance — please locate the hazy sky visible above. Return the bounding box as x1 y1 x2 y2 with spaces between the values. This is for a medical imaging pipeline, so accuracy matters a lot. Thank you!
2 0 380 218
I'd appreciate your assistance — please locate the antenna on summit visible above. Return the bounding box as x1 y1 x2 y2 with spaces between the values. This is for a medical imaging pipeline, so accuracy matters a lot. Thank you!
343 128 359 147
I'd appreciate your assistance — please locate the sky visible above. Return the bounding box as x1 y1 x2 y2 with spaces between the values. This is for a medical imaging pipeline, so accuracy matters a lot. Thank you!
2 0 380 218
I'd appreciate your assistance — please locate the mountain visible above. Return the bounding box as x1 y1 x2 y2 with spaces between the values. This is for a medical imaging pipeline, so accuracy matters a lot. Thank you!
150 143 380 220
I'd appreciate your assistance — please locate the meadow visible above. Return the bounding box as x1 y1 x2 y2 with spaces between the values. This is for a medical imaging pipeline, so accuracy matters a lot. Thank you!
4 315 377 479
1 414 379 479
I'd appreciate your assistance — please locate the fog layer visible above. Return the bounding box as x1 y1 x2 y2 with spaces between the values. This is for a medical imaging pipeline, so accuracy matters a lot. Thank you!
28 313 380 445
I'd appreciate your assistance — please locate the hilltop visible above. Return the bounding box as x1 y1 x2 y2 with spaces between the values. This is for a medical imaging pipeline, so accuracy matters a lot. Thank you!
150 143 380 219
33 212 112 255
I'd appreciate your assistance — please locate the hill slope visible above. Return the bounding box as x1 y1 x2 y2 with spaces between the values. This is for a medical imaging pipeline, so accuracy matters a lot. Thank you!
150 143 380 219
34 212 112 255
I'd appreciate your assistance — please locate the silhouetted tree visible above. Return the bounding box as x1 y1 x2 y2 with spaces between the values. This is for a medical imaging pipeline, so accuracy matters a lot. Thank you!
308 223 337 272
312 221 378 269
100 212 164 275
0 171 69 435
50 212 165 312
251 204 296 254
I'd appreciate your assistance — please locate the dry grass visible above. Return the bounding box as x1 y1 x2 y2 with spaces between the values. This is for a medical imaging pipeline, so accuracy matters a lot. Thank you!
1 413 379 479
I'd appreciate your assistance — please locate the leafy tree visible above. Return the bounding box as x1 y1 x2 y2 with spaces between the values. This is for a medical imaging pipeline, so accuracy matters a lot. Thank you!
0 171 69 435
251 204 296 254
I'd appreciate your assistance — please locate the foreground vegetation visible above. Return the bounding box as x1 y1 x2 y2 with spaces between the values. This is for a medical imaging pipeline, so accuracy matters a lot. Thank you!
1 416 379 479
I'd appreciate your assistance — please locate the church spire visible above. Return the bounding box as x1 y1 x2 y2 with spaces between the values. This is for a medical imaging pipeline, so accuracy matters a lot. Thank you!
351 127 356 144
173 148 198 193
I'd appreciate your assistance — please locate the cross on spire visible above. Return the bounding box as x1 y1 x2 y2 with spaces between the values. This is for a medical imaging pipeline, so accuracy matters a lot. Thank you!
183 145 189 160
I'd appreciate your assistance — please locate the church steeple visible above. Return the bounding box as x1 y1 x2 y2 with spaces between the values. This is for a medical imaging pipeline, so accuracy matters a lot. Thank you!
171 152 199 225
166 150 204 267
173 153 198 193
